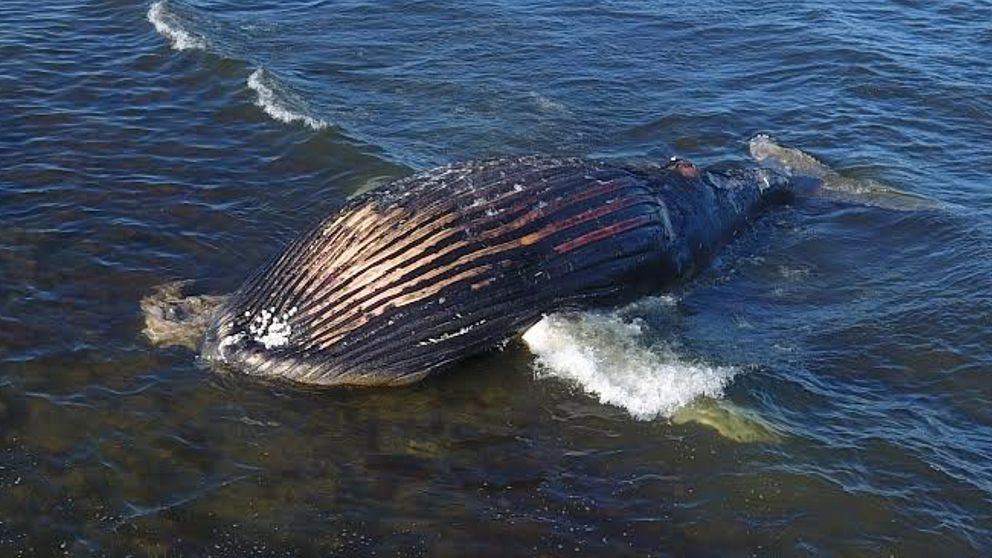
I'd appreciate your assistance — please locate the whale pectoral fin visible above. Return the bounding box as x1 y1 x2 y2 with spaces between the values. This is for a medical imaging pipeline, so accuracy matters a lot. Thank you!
141 281 228 351
671 397 783 443
747 134 944 211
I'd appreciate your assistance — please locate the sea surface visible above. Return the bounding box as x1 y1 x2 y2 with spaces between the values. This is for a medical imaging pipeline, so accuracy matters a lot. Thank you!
2 0 991 555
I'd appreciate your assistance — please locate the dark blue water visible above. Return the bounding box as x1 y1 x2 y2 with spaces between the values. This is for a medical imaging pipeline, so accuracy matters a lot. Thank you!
2 0 991 554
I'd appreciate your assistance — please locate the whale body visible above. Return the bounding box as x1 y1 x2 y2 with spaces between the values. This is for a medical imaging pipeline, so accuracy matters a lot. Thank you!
191 155 794 386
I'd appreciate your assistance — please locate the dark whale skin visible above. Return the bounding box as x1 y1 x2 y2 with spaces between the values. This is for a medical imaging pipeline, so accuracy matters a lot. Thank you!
201 156 792 386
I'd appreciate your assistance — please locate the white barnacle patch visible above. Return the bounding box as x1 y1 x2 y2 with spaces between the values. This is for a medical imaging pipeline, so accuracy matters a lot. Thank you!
216 332 246 362
418 319 486 346
246 306 298 349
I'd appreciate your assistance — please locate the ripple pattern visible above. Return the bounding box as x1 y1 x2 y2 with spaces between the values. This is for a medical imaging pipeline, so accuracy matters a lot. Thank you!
1 0 990 554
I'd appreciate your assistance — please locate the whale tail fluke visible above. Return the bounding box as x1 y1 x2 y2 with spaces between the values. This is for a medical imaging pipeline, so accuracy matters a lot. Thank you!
141 281 227 350
747 134 942 211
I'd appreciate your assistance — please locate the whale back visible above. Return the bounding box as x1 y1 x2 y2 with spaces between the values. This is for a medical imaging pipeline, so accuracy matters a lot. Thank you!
202 156 676 385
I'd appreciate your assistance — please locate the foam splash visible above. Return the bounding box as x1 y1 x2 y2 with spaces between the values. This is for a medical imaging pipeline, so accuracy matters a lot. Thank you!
522 301 737 420
528 92 568 114
147 1 208 51
247 69 329 131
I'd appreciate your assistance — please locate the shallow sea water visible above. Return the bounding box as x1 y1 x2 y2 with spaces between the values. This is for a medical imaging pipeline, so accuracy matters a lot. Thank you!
1 0 991 555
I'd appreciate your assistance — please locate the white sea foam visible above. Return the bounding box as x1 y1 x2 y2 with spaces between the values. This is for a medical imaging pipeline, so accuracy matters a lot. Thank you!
147 1 207 51
528 92 568 113
247 68 329 131
522 298 738 420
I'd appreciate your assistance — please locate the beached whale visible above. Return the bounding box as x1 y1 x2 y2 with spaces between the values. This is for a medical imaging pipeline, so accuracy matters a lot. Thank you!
148 154 796 385
206 155 796 386
142 137 930 386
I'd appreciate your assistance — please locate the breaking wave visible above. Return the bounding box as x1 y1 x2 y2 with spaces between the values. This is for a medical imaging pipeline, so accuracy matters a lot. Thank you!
522 297 738 420
147 0 207 51
147 4 330 132
247 68 329 130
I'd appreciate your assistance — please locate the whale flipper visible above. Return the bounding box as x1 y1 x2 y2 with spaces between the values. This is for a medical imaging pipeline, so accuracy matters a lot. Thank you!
671 397 782 443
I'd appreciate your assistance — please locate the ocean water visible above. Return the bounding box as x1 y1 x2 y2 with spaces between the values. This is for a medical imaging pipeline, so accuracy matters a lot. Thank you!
2 0 991 555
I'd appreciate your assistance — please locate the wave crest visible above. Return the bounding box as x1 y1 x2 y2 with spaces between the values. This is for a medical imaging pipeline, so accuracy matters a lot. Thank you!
247 69 329 131
147 1 208 51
